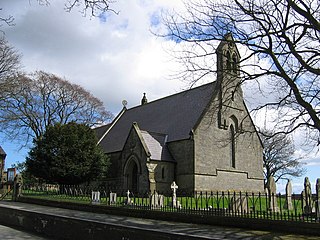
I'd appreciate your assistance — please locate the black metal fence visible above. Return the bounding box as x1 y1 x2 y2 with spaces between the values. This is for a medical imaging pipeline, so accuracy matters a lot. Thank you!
20 184 320 223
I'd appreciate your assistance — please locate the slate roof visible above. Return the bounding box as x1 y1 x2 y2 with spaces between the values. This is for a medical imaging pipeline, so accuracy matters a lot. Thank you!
140 131 174 162
94 124 111 140
98 82 216 153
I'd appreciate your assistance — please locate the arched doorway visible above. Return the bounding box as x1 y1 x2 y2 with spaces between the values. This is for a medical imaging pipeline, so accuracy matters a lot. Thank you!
124 157 140 193
131 163 138 192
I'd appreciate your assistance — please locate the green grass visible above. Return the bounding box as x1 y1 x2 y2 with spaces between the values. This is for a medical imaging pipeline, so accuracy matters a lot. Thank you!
21 189 304 216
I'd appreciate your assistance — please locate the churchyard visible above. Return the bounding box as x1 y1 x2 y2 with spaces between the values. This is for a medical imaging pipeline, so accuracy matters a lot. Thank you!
18 177 320 223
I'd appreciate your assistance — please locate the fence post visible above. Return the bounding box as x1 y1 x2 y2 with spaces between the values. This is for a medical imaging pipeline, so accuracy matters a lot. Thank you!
316 178 320 222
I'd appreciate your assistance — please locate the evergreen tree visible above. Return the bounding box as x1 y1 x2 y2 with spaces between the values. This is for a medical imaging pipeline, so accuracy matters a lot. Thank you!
26 122 109 185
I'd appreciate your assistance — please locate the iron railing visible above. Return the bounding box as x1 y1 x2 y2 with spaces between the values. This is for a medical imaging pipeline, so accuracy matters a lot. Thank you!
20 184 320 223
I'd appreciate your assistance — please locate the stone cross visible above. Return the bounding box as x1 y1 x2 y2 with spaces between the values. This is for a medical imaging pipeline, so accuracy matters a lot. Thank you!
171 181 178 208
284 179 293 210
316 178 320 221
267 176 278 212
304 177 312 214
126 190 131 205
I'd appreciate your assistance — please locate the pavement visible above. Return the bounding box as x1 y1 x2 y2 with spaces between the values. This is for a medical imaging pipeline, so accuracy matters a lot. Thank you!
0 224 49 240
0 201 319 240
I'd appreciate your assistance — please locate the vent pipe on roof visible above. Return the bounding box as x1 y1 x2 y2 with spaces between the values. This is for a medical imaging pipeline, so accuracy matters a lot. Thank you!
141 93 148 105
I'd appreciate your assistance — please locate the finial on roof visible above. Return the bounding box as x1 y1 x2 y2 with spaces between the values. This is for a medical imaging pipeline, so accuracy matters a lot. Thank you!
122 100 128 109
141 93 148 105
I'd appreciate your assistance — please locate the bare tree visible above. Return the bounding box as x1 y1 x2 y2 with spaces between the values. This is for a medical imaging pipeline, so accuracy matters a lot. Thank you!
161 0 320 146
0 1 117 29
0 8 14 29
0 71 113 145
0 37 21 81
38 0 118 16
261 129 306 187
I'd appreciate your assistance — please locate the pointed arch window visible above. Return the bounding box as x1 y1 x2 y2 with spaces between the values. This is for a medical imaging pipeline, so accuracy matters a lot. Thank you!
232 54 238 73
230 124 236 168
226 51 231 70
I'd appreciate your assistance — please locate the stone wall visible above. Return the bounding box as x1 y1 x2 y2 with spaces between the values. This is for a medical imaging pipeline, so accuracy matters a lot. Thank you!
153 161 175 193
193 83 264 192
168 139 194 191
121 126 150 193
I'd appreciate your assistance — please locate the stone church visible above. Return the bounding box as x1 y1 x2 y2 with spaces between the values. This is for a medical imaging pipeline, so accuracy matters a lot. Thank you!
95 35 264 193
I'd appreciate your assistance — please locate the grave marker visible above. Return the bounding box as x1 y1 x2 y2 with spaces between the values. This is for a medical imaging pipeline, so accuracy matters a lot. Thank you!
304 177 312 214
230 194 249 214
109 192 117 205
150 191 164 209
91 191 100 204
171 181 178 208
267 176 278 212
126 190 132 205
284 180 293 210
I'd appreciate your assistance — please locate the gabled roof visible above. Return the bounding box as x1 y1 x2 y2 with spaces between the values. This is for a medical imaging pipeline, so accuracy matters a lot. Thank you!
98 82 216 153
140 130 174 162
94 124 111 140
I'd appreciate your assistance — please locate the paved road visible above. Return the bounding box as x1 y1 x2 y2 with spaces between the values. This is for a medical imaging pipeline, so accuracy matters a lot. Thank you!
0 201 319 239
0 224 50 240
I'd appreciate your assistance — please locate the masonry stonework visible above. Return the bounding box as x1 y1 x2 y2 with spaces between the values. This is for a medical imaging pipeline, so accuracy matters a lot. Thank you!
96 35 264 194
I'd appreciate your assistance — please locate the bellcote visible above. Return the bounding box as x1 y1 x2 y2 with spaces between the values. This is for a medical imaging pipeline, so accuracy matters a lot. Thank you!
216 34 244 130
216 33 241 80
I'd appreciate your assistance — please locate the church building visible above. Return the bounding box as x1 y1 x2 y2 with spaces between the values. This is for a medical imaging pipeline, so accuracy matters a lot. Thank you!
95 35 264 193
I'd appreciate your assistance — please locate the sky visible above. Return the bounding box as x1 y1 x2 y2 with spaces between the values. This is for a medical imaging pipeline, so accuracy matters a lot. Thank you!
0 0 319 193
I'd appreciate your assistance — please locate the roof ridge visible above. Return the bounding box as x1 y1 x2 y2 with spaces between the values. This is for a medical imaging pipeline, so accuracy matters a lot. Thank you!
127 81 214 112
140 130 168 136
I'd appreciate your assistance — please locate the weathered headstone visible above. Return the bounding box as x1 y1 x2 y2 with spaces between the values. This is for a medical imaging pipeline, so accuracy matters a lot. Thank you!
316 178 320 221
229 194 249 214
267 176 278 212
91 191 100 204
303 177 312 214
284 179 293 210
150 191 164 208
109 192 117 205
171 181 178 208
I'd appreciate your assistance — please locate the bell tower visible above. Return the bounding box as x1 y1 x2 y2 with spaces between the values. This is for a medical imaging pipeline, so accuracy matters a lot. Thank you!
216 33 243 130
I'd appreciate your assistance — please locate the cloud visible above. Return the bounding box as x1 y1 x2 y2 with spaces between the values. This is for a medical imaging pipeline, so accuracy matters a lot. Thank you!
2 0 186 114
1 0 320 179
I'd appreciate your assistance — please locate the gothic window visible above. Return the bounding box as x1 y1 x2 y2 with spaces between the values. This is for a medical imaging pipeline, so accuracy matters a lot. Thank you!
230 124 236 168
232 54 238 73
226 51 231 70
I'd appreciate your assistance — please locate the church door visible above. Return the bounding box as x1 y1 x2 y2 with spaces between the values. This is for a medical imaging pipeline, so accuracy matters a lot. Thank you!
131 163 138 193
125 159 139 193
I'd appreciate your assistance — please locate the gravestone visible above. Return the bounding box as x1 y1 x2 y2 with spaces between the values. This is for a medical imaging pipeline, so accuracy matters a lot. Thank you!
303 177 312 214
109 192 117 205
126 190 133 205
301 190 306 211
91 191 100 204
283 180 293 210
316 178 320 221
267 176 278 212
171 181 179 208
150 191 164 208
229 194 249 214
